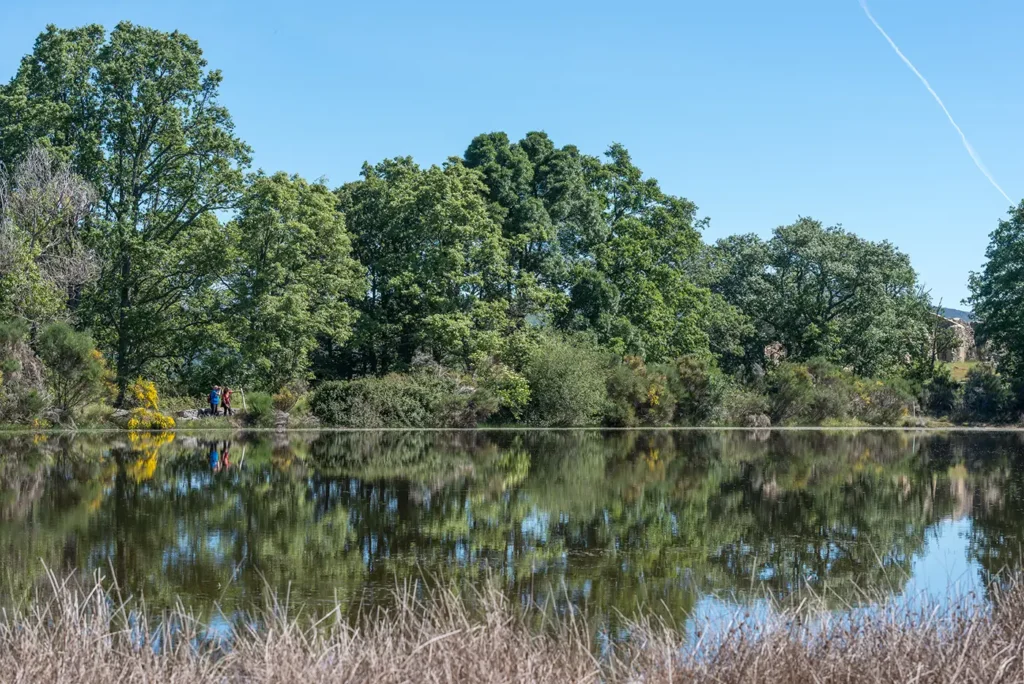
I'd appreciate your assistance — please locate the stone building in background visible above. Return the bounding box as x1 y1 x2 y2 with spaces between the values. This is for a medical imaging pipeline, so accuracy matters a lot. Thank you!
934 314 979 363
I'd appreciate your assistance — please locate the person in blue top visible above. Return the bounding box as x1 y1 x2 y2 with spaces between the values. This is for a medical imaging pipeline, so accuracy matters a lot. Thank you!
209 385 221 416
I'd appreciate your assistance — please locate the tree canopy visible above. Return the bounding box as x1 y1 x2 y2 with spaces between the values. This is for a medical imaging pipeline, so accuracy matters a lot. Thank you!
0 21 974 418
969 202 1024 378
704 218 931 377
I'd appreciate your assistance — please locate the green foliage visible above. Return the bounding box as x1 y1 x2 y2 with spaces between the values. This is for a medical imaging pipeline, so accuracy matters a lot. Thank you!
524 335 607 426
226 173 362 389
0 318 29 347
244 391 275 427
857 377 914 426
310 368 495 428
662 355 728 425
923 367 960 416
766 362 817 425
0 318 45 423
0 237 64 323
0 22 979 426
272 386 301 413
475 359 531 422
335 157 508 376
706 219 931 377
720 385 771 425
35 322 104 418
970 202 1024 382
2 23 251 396
961 366 1012 423
604 356 676 427
764 359 912 426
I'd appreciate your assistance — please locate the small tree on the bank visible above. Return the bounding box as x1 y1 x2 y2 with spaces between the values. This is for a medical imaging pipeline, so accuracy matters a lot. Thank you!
35 322 105 420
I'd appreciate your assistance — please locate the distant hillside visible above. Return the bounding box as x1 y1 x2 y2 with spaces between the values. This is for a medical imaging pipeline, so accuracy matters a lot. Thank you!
939 307 974 322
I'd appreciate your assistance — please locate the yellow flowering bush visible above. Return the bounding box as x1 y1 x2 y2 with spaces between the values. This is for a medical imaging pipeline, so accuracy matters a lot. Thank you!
122 378 175 429
127 377 160 410
126 408 175 430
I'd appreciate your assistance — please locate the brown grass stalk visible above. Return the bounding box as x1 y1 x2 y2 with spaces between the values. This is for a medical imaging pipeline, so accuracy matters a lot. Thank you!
2 571 1024 683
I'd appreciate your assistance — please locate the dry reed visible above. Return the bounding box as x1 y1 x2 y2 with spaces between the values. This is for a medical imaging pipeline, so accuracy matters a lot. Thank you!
2 569 1024 683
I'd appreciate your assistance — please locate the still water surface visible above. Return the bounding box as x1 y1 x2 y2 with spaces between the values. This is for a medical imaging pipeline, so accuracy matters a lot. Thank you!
2 430 1023 628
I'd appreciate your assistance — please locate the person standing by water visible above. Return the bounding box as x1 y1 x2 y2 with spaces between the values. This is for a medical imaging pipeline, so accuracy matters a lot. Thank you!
222 387 233 416
209 385 221 416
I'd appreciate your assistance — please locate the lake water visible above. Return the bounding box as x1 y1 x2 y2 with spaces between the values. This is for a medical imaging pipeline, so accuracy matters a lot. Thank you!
2 429 1023 631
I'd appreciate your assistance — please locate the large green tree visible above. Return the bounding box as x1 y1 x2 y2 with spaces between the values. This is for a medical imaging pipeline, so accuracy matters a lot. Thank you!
0 23 251 398
464 132 572 320
706 218 931 376
969 202 1024 380
465 133 745 363
224 172 363 390
334 157 508 375
565 143 744 361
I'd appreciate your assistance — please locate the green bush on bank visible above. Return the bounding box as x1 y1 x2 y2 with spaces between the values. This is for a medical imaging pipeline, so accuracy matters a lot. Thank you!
36 323 106 422
298 352 934 429
961 365 1013 423
922 367 960 417
246 391 275 427
604 356 676 427
763 358 915 426
663 355 729 425
310 367 496 428
524 336 608 427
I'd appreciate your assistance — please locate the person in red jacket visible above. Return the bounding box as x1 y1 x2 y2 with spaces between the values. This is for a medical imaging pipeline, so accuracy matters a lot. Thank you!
222 387 234 416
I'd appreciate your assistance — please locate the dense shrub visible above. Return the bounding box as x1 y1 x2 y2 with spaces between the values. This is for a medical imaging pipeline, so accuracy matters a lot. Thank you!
662 355 728 425
524 336 607 426
802 358 858 423
961 365 1012 423
0 318 45 424
604 356 676 427
246 391 275 426
923 368 960 416
272 385 301 412
721 385 771 425
475 361 530 422
855 378 915 426
763 358 912 426
35 323 105 420
766 362 816 425
310 368 494 428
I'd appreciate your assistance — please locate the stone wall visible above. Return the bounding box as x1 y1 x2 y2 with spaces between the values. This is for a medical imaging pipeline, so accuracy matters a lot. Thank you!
934 315 977 363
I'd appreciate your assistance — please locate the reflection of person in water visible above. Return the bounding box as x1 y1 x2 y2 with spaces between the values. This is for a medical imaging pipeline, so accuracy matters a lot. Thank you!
208 443 220 471
222 441 232 470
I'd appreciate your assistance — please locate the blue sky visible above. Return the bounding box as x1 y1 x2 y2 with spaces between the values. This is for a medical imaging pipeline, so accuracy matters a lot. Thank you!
3 0 1020 307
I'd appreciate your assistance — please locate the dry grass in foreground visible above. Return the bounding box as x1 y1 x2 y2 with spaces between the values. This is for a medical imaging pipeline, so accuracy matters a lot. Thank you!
3 572 1024 683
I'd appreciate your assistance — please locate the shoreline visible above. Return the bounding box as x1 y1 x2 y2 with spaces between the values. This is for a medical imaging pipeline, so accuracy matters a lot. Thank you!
2 424 1023 435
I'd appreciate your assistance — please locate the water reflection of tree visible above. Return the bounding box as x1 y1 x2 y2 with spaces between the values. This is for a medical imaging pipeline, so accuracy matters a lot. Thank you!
953 433 1024 592
2 430 1023 622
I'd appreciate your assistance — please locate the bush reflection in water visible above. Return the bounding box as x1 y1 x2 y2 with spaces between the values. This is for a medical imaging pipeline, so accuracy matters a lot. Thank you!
1 429 1023 627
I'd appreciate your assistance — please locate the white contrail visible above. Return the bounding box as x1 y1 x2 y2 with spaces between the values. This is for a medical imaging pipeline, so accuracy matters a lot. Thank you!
859 0 1012 203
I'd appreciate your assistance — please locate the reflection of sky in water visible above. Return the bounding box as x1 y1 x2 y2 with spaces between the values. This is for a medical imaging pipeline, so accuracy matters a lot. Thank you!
900 517 980 603
685 516 985 640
